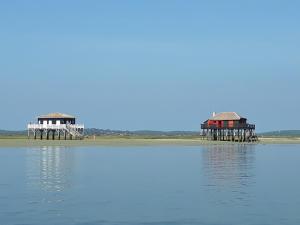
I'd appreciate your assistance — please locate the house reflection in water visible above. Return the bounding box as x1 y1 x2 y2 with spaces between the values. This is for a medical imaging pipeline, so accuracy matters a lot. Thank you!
201 144 256 189
26 146 74 192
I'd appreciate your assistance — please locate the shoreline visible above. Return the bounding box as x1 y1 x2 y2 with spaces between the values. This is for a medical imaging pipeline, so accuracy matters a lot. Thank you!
0 137 300 147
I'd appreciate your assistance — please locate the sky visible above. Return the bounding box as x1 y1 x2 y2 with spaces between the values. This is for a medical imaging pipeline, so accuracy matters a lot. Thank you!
0 0 299 132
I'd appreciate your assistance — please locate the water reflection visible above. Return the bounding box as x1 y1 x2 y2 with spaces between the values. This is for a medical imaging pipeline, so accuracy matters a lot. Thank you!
201 144 256 202
26 146 74 192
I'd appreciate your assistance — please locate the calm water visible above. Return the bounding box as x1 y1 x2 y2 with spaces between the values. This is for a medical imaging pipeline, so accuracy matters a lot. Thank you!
0 144 300 225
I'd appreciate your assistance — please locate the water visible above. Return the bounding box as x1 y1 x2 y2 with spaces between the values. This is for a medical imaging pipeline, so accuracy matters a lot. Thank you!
0 144 300 225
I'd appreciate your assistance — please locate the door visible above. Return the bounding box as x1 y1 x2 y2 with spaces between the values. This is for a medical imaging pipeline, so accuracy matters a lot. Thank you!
223 121 228 128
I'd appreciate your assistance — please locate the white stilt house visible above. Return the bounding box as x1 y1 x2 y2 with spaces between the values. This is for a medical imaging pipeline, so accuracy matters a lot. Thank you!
27 113 84 140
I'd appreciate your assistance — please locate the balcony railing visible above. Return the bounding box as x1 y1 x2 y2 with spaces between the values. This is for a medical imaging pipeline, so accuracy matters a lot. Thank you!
201 123 255 129
28 124 84 130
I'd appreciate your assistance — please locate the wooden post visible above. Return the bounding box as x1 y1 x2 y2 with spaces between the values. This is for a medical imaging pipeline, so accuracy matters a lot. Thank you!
234 130 236 142
240 129 242 142
52 130 55 140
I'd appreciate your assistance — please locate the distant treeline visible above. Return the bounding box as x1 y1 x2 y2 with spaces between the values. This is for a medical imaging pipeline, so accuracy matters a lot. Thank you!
0 130 27 136
259 130 300 137
84 128 200 136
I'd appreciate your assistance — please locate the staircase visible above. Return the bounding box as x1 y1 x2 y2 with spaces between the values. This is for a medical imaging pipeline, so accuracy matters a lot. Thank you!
65 124 84 139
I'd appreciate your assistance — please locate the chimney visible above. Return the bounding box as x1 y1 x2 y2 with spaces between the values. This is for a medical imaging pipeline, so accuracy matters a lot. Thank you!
212 112 216 117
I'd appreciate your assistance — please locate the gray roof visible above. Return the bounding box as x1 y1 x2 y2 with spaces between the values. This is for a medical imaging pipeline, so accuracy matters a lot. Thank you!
38 113 75 119
209 112 245 121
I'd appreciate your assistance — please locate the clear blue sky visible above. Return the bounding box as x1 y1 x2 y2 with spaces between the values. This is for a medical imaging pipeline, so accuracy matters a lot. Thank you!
0 1 299 132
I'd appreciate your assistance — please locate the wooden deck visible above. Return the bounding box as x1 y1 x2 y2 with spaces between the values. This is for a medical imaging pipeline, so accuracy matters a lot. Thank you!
200 123 256 142
201 124 255 130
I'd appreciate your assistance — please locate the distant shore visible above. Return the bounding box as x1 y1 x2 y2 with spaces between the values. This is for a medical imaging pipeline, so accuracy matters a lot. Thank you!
0 136 300 147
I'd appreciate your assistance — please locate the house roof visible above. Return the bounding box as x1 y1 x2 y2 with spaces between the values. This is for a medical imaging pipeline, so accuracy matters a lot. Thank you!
37 113 76 119
209 112 245 121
